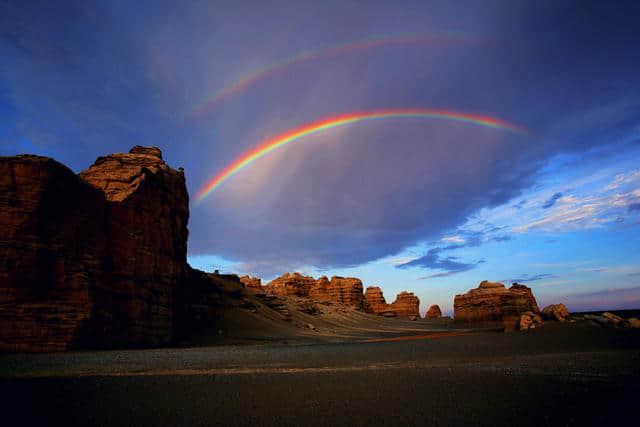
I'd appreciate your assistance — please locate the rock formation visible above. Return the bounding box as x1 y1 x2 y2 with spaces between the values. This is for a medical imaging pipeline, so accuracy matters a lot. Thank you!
390 292 420 318
363 287 420 318
518 312 543 331
240 276 262 291
79 146 190 348
308 276 330 300
454 281 539 323
327 276 364 307
425 304 442 319
541 304 569 322
264 272 316 297
0 147 198 352
364 286 388 314
0 155 107 352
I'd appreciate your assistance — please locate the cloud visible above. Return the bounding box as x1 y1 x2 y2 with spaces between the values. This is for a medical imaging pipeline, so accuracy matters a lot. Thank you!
499 273 555 283
3 1 640 277
402 247 484 279
542 192 562 209
629 203 640 212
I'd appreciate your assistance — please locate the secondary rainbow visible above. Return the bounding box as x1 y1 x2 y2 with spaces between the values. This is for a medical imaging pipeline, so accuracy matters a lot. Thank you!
195 109 527 202
189 34 474 118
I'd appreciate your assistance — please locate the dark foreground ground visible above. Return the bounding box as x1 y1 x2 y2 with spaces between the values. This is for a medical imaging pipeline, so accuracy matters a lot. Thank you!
1 321 639 426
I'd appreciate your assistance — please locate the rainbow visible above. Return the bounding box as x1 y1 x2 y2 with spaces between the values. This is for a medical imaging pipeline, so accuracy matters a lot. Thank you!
195 109 527 202
189 34 474 118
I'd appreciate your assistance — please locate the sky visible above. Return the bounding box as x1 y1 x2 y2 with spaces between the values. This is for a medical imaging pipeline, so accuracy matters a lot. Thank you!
2 0 639 315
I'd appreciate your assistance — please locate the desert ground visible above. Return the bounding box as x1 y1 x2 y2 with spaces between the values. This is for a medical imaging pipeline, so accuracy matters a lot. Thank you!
2 317 638 427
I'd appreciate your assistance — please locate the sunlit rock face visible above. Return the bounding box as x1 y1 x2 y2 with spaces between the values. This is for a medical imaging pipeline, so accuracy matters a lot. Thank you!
390 291 420 318
240 275 262 291
0 146 191 351
264 272 316 297
454 281 539 323
364 287 420 318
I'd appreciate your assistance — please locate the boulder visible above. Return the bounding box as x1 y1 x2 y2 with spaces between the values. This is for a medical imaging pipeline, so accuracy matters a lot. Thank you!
541 304 569 322
601 312 623 325
454 281 539 323
519 311 543 331
624 318 640 328
425 304 442 319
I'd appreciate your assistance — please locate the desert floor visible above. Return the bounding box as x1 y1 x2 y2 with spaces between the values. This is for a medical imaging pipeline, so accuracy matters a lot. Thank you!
1 321 639 426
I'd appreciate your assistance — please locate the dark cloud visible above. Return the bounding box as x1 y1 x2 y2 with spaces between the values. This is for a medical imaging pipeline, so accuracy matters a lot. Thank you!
628 203 640 212
542 192 563 209
401 248 483 279
2 1 640 276
512 199 527 209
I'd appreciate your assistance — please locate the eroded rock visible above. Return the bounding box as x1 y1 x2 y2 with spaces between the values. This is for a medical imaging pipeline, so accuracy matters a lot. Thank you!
454 281 540 323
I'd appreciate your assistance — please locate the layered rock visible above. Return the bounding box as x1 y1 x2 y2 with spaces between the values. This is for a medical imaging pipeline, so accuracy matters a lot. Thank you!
240 276 262 291
364 286 388 314
541 304 569 322
0 147 191 351
425 304 442 319
0 155 107 352
364 287 420 318
454 281 540 323
518 311 543 331
79 146 189 348
390 292 420 318
328 276 364 307
264 272 315 297
308 276 330 300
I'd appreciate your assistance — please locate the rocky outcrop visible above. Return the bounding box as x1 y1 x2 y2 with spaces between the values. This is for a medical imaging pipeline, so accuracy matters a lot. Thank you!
240 276 262 291
454 281 540 323
363 287 420 318
425 305 442 319
364 286 388 314
518 311 543 331
390 292 420 318
79 146 189 348
0 147 193 352
0 155 107 352
328 276 364 307
541 304 569 322
264 272 316 297
308 276 330 300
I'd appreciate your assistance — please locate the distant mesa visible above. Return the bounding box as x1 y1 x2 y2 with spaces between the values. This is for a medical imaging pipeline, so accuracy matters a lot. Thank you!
453 280 540 326
363 286 420 319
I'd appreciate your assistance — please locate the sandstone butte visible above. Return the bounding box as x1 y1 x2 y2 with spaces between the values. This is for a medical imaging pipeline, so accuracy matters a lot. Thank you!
453 280 540 323
362 286 420 318
0 146 221 352
425 304 443 319
261 274 421 318
0 146 427 351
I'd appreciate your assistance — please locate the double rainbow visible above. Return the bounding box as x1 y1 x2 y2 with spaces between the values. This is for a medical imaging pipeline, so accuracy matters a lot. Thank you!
195 109 526 202
189 34 473 118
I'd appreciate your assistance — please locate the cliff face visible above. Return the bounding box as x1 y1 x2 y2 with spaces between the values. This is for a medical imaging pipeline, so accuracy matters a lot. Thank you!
264 274 366 309
0 147 192 351
453 281 539 323
79 146 189 347
0 156 107 352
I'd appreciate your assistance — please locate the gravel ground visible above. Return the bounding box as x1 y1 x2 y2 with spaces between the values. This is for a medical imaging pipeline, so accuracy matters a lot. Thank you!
1 322 639 426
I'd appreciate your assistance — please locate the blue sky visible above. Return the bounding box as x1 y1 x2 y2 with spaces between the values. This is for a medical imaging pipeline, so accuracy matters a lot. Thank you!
2 1 639 314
